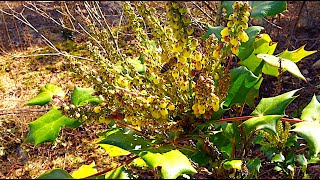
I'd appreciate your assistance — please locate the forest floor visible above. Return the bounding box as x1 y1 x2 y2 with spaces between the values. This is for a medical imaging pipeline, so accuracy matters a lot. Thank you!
0 1 319 179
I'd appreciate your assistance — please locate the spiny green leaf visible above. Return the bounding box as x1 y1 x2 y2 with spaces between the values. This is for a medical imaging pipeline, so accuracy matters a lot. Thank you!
38 169 73 179
223 159 242 170
71 87 104 107
277 45 317 63
249 1 287 19
25 84 64 106
221 1 236 16
291 121 320 156
140 150 197 179
300 95 320 122
257 54 306 81
241 115 283 137
25 106 81 145
71 162 97 179
247 158 261 178
202 25 224 41
105 166 132 179
251 89 300 116
224 66 262 107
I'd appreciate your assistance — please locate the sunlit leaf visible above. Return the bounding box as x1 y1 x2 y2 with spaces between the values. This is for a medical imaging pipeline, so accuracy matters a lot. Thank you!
140 150 197 179
129 157 148 169
237 26 264 60
277 45 317 63
71 87 104 107
257 54 306 81
223 159 242 170
99 144 130 157
291 121 320 156
25 106 81 145
25 84 64 106
127 56 146 74
38 169 73 179
242 115 282 137
251 89 300 116
71 162 97 179
271 153 285 162
300 95 320 122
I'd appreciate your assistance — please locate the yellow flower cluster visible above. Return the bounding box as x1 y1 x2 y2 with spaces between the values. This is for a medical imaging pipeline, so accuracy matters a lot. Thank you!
221 1 251 54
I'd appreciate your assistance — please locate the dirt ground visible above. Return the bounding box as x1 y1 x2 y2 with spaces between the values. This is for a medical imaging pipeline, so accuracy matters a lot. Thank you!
0 1 319 179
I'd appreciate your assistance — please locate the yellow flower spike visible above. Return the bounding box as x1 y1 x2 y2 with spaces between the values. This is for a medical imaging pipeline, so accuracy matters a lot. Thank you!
159 101 168 109
183 47 192 58
198 104 206 114
179 54 187 64
213 50 220 59
151 110 161 119
94 106 101 113
160 108 169 117
244 11 250 17
168 103 175 111
221 27 230 37
195 61 202 71
239 31 249 42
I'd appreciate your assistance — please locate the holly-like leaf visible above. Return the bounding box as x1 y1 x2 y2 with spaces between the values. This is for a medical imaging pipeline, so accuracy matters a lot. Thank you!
71 162 97 179
221 1 236 16
25 106 81 145
237 26 264 61
99 144 130 157
71 87 104 107
247 158 261 178
257 54 306 81
291 121 320 156
241 115 283 138
139 150 197 179
300 95 320 122
223 159 242 170
38 169 73 179
25 84 64 106
277 45 317 63
202 25 224 41
249 1 287 19
271 153 285 163
105 166 132 179
224 66 262 107
251 89 300 116
239 34 277 76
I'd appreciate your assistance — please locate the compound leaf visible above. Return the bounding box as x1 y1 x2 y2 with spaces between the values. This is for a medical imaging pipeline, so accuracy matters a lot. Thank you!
71 162 97 179
38 169 73 179
140 150 197 179
242 115 282 137
71 87 104 107
25 106 81 145
300 95 320 122
25 84 64 106
251 89 300 116
291 121 320 156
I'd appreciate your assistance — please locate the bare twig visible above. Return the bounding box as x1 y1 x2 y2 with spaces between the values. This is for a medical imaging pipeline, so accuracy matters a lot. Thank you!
191 2 215 23
263 18 283 29
0 108 50 116
215 1 222 26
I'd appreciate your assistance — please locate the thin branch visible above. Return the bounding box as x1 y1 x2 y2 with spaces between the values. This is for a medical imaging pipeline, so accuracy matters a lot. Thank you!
0 108 50 116
191 2 215 23
263 18 282 30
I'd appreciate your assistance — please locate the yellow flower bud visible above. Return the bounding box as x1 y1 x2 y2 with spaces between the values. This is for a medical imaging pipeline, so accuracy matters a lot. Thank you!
168 103 175 111
198 104 206 114
230 36 238 45
172 71 179 78
94 106 101 113
151 110 161 119
194 51 202 61
231 46 239 54
159 101 167 108
195 61 202 71
213 50 220 59
160 108 169 117
239 31 249 42
180 81 188 91
220 27 230 37
242 16 249 23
